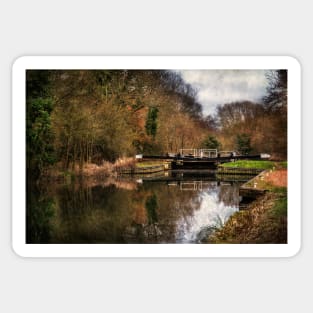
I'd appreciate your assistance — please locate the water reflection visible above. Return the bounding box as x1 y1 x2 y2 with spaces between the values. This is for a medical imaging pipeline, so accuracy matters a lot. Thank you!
176 188 238 243
26 184 55 243
27 172 248 244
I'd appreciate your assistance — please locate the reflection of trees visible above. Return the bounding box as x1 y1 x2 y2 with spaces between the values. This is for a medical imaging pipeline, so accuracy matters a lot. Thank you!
145 194 158 224
122 181 241 243
151 184 202 242
27 184 55 243
27 178 241 244
57 183 94 218
124 184 202 243
52 184 135 243
218 183 240 206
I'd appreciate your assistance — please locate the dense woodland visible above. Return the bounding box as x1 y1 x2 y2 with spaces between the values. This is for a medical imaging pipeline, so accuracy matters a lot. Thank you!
26 69 287 179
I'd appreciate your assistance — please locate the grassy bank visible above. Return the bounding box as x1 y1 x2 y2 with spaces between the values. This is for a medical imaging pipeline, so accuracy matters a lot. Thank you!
208 188 287 243
135 161 165 168
208 167 288 244
221 160 287 170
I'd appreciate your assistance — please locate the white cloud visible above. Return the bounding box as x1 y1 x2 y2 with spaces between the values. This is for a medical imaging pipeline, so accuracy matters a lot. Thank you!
179 70 268 116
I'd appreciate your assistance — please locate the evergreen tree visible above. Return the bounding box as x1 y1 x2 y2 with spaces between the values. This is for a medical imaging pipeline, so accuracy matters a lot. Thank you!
202 135 220 150
236 133 252 155
26 71 55 179
145 107 158 138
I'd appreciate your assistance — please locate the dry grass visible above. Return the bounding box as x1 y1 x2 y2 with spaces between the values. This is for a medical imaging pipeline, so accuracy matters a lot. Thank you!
43 157 137 180
112 157 136 172
81 158 137 176
81 162 114 177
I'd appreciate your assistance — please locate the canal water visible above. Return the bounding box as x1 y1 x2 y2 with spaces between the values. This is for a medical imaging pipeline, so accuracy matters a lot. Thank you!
27 171 251 244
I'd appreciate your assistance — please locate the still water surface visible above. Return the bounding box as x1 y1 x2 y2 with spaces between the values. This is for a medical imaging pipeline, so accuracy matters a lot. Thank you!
27 171 249 244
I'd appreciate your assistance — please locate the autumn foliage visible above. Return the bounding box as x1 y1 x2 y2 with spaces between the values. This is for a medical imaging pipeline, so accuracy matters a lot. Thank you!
26 69 287 179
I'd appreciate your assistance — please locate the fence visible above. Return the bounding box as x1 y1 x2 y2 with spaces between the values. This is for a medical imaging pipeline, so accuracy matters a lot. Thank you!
179 149 217 158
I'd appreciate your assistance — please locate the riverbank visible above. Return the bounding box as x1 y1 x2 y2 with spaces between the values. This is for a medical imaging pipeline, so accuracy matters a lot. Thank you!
207 167 287 243
41 158 167 182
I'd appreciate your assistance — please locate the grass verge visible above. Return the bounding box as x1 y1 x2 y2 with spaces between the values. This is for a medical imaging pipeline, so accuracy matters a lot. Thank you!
207 186 287 244
135 161 165 168
221 160 275 169
221 160 287 170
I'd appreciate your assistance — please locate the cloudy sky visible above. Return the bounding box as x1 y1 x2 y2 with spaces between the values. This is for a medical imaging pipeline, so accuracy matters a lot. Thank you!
179 70 268 116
